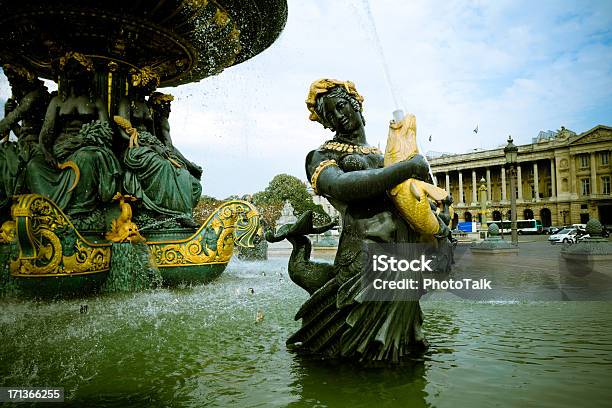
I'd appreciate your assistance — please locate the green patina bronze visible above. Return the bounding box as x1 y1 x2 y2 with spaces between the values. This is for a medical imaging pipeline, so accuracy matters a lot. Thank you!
0 0 285 294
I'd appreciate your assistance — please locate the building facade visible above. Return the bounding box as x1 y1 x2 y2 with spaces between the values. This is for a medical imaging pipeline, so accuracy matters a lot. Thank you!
428 125 612 228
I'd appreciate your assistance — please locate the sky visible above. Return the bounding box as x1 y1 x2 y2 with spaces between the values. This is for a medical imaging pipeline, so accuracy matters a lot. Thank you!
1 0 611 198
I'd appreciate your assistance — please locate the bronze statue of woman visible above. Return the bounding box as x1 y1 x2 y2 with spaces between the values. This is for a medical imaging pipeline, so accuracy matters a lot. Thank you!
116 69 202 228
148 92 203 180
269 79 452 363
25 52 122 215
0 64 50 213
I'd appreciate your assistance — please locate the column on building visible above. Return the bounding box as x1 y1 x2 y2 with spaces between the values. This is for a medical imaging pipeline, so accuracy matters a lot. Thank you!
517 164 523 200
550 158 556 198
501 166 507 202
472 169 477 204
433 174 438 187
486 168 491 201
590 152 597 195
445 173 450 195
458 171 464 204
533 161 540 201
569 154 576 194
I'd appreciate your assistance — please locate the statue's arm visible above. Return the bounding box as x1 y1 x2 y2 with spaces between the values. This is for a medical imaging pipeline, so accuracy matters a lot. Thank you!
158 115 202 177
307 150 430 202
158 117 173 147
38 96 59 164
0 90 38 134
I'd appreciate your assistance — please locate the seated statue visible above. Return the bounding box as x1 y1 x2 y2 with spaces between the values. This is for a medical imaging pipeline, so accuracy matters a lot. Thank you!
25 52 122 215
0 64 50 213
115 68 201 228
148 92 203 180
268 79 453 363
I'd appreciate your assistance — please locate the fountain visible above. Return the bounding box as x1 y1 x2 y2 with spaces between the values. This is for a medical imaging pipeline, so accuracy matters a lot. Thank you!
267 79 454 363
0 0 288 295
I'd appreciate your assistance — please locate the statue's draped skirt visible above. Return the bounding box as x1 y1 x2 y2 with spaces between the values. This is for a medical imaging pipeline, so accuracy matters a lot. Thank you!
287 215 428 362
25 121 121 214
0 142 19 209
123 131 201 218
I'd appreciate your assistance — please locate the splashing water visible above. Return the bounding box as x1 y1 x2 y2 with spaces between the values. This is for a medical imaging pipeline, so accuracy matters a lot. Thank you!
355 0 402 110
356 0 435 181
138 215 196 232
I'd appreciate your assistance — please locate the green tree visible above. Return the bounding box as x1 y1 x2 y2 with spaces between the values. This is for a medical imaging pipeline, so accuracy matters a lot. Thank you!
253 174 331 227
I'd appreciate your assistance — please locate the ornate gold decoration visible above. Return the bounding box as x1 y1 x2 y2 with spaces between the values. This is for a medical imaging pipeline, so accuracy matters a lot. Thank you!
57 161 80 192
213 9 230 27
0 220 16 244
10 195 111 277
59 52 95 72
113 116 140 148
310 159 339 195
321 141 382 155
147 200 260 267
2 64 35 81
306 78 364 123
105 193 144 243
107 61 119 114
129 67 160 89
384 113 452 235
149 93 174 105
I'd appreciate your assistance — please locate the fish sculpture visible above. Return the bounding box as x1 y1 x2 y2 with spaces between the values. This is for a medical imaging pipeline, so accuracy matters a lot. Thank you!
384 113 453 235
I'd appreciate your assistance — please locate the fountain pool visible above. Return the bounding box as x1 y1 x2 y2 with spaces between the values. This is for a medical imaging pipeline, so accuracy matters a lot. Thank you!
1 254 611 407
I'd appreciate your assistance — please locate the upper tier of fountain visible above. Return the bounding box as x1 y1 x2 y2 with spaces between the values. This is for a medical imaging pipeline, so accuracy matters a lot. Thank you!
0 0 288 86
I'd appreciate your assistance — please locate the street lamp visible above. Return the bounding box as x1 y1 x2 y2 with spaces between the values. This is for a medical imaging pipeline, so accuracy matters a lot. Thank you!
504 136 519 246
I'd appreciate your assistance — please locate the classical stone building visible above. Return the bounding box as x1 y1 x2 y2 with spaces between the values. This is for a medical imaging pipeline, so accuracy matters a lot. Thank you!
428 125 612 228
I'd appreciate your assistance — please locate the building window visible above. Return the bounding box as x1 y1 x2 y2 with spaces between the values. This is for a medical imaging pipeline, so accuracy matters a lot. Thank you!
602 176 611 195
581 178 590 195
579 154 589 168
601 152 609 166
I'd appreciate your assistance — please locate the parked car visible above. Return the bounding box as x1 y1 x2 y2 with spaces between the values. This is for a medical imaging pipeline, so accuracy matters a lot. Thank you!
548 228 581 244
543 226 563 235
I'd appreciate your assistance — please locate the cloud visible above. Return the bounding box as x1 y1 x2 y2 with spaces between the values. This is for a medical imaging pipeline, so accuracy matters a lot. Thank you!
1 0 610 198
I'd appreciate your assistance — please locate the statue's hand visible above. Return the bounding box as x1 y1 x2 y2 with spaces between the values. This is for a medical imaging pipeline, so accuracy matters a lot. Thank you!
190 163 203 179
406 154 430 181
44 150 57 167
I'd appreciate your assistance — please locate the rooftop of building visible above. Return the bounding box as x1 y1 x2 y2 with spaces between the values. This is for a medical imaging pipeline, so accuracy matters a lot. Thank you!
426 124 611 166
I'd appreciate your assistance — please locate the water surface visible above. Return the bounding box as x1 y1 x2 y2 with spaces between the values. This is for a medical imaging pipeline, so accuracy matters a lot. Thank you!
1 255 611 407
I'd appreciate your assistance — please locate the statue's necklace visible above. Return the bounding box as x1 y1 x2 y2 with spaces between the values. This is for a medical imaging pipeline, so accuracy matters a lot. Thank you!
321 140 382 155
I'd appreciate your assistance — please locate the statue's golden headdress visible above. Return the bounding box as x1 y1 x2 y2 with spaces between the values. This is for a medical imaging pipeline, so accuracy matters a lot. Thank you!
130 67 160 89
59 52 95 73
306 78 364 124
2 63 36 81
149 92 174 105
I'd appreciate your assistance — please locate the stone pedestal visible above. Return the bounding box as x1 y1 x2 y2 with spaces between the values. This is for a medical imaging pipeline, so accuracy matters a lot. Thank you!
470 224 519 255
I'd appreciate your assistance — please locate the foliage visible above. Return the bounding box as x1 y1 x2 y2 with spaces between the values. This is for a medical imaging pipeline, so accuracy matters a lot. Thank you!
193 173 332 231
193 196 223 224
252 174 331 227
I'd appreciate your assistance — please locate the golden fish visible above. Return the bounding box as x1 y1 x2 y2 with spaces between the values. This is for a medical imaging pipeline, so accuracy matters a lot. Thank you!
384 113 453 235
